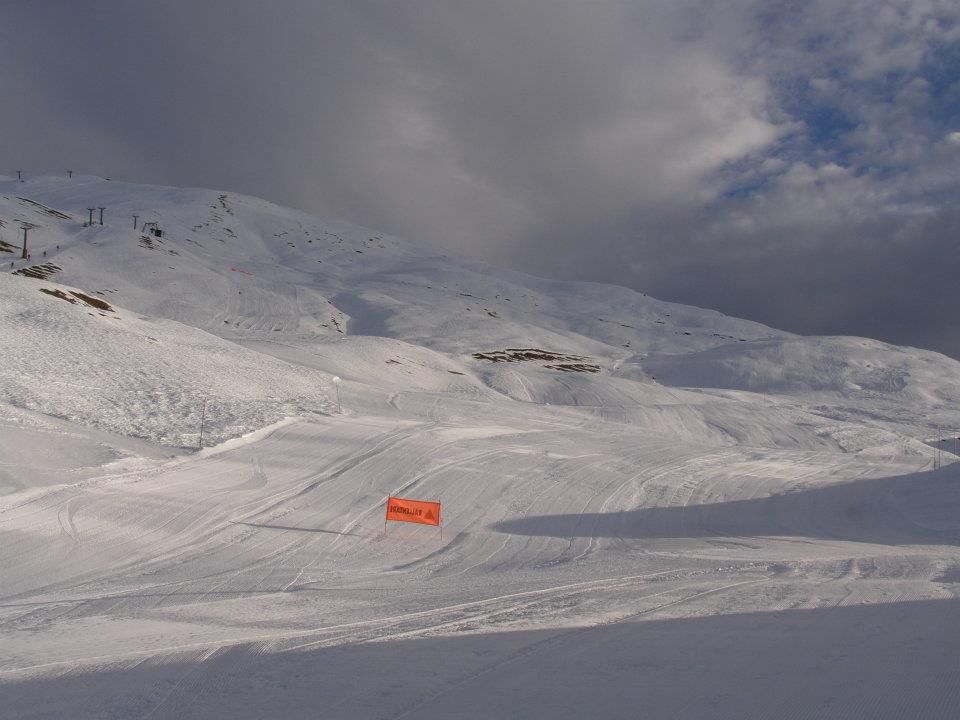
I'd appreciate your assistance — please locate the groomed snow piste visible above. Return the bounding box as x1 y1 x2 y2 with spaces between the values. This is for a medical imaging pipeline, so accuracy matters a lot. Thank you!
2 176 959 719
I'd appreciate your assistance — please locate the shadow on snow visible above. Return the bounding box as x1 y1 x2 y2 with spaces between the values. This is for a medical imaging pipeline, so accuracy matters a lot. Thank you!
491 466 960 546
5 598 960 719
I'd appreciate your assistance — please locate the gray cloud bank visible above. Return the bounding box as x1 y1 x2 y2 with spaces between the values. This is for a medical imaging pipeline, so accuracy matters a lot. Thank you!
3 1 959 355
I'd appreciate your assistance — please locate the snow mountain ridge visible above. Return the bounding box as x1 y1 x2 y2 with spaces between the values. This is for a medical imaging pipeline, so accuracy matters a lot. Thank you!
2 174 958 452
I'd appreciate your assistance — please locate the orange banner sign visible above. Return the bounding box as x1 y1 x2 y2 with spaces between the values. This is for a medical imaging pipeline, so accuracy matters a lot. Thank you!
385 496 441 526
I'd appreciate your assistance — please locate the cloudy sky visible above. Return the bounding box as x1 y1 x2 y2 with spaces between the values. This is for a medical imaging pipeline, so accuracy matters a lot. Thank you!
4 1 960 356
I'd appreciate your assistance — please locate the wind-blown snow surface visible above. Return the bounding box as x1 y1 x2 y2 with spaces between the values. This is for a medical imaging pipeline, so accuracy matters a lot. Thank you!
2 176 960 719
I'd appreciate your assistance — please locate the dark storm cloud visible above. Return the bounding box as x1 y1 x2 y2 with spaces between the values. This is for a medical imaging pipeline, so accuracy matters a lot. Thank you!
2 1 959 356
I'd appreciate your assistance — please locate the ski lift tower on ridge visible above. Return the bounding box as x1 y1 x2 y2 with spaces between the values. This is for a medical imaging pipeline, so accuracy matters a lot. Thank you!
20 223 35 259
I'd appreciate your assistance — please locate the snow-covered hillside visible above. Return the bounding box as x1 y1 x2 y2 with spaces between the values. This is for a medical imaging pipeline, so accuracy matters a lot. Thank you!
2 176 959 719
4 175 958 448
0 273 334 447
0 176 787 353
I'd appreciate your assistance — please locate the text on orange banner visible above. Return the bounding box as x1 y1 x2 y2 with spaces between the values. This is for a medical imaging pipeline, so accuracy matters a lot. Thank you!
385 496 441 526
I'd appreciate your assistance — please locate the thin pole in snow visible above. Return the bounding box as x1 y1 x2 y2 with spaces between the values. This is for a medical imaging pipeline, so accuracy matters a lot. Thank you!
936 425 941 469
133 215 139 229
98 207 105 225
20 226 29 259
86 208 95 227
67 170 73 179
16 170 22 181
199 398 207 449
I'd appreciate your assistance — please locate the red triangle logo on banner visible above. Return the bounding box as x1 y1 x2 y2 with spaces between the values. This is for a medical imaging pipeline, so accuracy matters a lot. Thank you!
424 510 435 521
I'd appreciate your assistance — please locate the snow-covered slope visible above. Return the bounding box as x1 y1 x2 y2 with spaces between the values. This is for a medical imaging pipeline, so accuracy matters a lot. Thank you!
0 273 333 446
3 176 960 720
642 335 960 399
640 336 960 439
0 175 780 354
4 174 958 448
